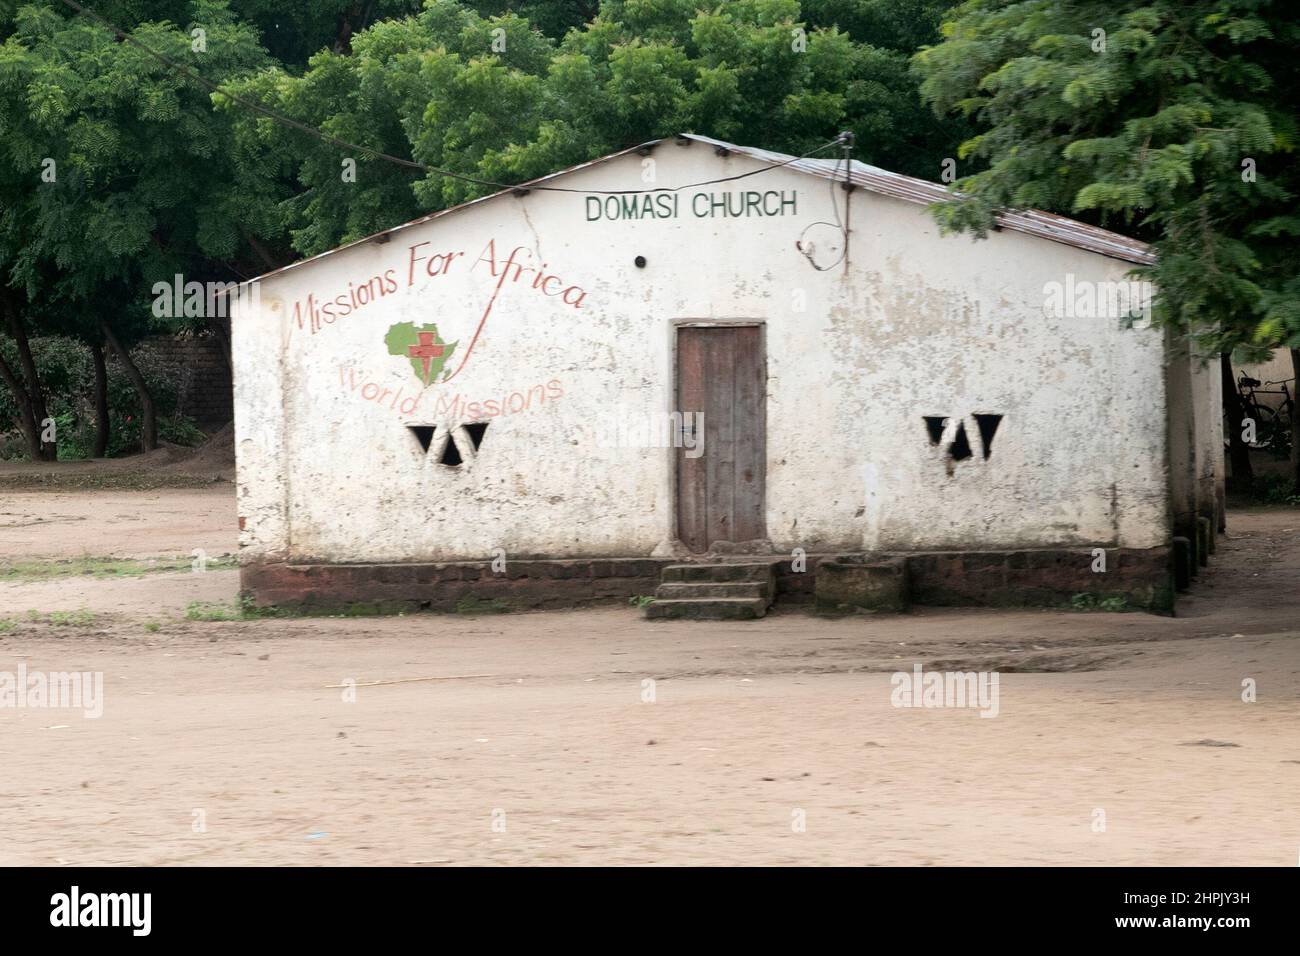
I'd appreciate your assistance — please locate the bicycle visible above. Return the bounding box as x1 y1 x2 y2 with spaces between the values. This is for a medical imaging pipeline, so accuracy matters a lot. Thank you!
1236 374 1294 454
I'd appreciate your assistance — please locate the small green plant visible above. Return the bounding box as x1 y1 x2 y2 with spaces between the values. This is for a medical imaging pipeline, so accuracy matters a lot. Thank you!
0 555 235 581
46 609 96 626
0 618 16 633
143 621 161 633
1250 474 1300 506
628 595 655 608
185 601 242 621
184 595 410 621
1069 594 1130 612
454 594 511 615
159 414 208 447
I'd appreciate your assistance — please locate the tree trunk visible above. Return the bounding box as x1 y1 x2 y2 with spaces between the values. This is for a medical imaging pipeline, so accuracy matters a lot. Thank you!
334 1 376 55
0 349 46 460
91 340 110 458
2 295 56 460
102 322 157 452
1221 353 1254 490
242 229 281 271
1291 348 1300 496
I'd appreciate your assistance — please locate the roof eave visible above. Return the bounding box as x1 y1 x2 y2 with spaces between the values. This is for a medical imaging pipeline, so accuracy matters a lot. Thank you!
238 132 1153 289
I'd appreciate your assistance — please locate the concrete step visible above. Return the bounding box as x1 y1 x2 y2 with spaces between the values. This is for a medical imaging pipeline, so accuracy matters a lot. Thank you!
654 581 768 600
661 562 776 584
644 597 769 620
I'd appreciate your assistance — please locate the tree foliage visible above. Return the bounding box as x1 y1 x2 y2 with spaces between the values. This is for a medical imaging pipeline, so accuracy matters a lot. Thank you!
223 0 966 256
0 0 968 458
0 1 276 316
912 0 1300 352
0 0 278 454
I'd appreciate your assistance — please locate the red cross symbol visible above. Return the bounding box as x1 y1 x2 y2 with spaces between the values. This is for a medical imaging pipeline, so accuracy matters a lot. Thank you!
408 331 445 385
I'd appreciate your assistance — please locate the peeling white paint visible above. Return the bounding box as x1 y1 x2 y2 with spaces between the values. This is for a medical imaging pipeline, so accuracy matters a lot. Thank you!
233 141 1207 564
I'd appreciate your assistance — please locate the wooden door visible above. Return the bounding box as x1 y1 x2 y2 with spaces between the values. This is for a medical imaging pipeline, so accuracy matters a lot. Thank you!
675 325 766 553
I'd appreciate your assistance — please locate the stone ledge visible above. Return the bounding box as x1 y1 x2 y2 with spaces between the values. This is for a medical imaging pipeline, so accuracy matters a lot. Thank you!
814 557 910 614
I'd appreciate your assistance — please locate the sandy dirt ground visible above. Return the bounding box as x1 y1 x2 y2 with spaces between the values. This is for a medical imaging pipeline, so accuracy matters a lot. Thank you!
1 487 1297 866
0 487 236 561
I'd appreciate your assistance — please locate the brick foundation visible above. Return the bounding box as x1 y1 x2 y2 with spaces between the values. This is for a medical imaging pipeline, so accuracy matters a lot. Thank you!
902 546 1174 614
242 557 665 613
242 545 1175 615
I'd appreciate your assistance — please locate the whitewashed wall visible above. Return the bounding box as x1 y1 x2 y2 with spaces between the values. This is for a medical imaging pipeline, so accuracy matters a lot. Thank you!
233 142 1172 563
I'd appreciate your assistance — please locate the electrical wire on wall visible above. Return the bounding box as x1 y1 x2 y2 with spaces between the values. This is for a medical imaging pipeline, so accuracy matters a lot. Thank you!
796 132 855 272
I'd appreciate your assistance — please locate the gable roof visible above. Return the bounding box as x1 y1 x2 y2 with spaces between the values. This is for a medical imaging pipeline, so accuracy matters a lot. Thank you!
683 134 1154 266
243 133 1153 287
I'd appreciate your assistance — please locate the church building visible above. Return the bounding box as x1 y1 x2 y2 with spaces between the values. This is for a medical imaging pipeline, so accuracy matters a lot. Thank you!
232 134 1221 618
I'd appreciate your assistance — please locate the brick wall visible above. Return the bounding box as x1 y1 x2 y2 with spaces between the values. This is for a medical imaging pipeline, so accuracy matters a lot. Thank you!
138 331 232 427
242 546 1175 614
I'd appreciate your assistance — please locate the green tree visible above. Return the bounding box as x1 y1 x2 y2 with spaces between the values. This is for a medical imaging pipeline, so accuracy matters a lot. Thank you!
0 0 968 460
912 0 1300 489
0 0 276 455
225 0 967 257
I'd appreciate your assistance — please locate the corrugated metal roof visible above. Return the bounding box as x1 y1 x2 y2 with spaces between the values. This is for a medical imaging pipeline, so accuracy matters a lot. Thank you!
241 132 1153 287
681 133 1155 266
